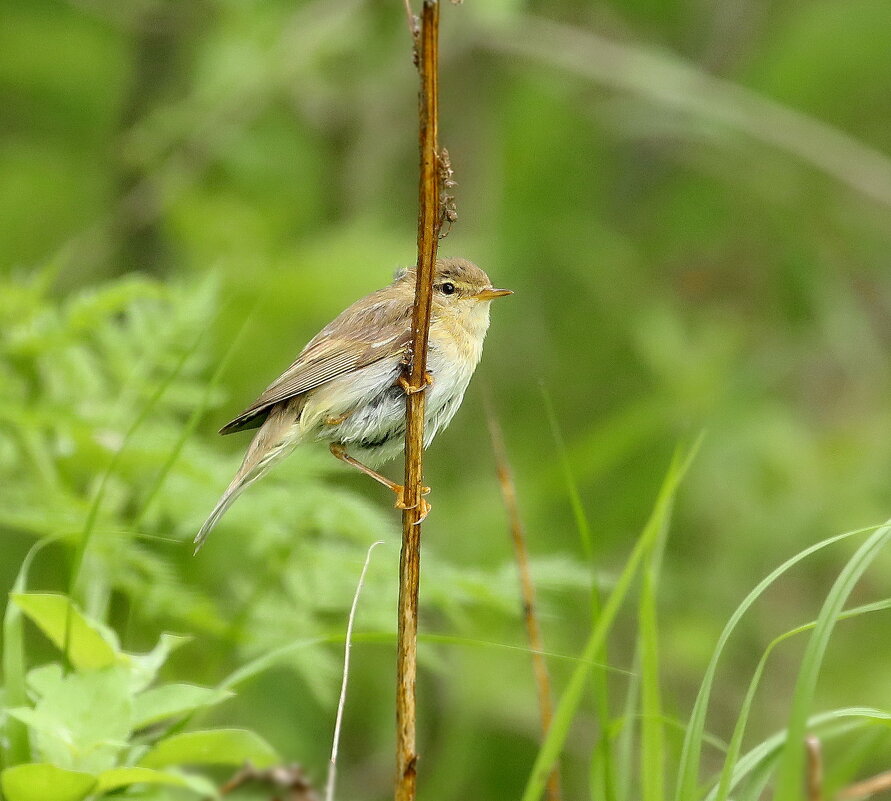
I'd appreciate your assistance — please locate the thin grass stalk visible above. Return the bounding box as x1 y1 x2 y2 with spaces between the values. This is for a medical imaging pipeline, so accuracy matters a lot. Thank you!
68 333 201 605
639 511 669 801
326 540 384 801
396 2 443 799
709 710 891 801
773 521 891 798
2 536 61 766
134 298 253 529
614 649 641 801
673 525 878 801
485 400 561 801
710 596 891 801
521 438 701 801
540 387 615 800
839 769 891 799
63 330 206 670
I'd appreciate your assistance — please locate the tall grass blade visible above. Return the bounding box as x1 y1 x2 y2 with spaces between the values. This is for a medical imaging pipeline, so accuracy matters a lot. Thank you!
773 520 891 798
68 329 207 605
673 525 878 801
715 599 891 801
133 299 254 528
539 385 593 561
614 649 640 801
639 501 670 801
535 396 667 507
2 536 60 766
711 596 891 801
708 708 891 801
540 385 615 800
520 435 702 801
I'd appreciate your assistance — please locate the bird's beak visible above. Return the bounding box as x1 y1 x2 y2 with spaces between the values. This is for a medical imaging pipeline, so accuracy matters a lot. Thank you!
473 287 513 301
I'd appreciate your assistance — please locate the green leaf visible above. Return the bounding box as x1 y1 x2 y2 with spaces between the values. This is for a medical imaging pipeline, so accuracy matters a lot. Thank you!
26 663 64 697
3 594 30 767
10 593 120 670
95 766 219 797
139 729 278 769
1 763 96 801
126 633 192 693
133 683 233 728
10 665 132 773
218 637 328 692
3 537 61 766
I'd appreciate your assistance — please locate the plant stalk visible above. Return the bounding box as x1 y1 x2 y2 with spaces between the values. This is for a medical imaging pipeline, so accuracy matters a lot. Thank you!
486 401 562 801
396 2 443 800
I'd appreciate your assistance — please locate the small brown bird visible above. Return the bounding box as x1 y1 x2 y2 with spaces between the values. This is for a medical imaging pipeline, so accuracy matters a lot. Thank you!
195 257 511 551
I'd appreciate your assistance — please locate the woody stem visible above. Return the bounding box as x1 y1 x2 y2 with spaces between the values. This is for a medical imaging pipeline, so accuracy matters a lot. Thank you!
396 2 444 801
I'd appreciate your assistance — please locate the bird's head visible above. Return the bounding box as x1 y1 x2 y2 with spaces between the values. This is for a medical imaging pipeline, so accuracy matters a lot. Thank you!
431 258 513 306
394 258 512 308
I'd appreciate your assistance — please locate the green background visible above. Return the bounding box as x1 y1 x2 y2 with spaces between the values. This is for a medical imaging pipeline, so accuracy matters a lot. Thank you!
3 0 891 798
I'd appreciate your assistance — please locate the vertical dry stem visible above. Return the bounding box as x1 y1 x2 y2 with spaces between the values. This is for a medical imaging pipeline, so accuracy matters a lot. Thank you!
396 2 442 800
804 736 823 801
485 401 562 801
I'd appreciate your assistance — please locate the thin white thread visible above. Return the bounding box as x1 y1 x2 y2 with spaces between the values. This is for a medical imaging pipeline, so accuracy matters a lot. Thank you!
325 540 386 801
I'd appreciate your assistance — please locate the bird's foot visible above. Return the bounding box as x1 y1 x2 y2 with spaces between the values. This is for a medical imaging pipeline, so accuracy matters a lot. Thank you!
394 486 432 523
324 412 352 425
398 371 434 395
329 443 431 522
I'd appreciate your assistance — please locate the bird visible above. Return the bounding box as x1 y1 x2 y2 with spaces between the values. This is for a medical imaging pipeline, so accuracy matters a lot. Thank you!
194 257 512 552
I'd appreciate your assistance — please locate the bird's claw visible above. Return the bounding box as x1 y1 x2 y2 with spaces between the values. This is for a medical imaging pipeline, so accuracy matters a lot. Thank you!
394 486 432 522
398 372 434 395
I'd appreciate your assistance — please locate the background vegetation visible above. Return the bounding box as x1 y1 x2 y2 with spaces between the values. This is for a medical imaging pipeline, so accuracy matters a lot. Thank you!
4 0 891 798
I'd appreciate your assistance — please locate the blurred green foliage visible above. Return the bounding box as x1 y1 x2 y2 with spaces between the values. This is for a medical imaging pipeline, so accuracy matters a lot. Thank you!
4 0 891 798
2 589 242 800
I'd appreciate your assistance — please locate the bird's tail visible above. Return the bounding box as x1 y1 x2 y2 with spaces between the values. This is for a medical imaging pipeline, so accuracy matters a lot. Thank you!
193 474 254 554
193 401 301 554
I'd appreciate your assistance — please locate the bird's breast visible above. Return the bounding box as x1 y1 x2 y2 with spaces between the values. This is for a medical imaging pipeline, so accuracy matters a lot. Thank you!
308 305 490 464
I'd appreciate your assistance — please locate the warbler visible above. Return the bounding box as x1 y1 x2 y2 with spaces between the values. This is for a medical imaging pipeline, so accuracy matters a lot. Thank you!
194 257 511 551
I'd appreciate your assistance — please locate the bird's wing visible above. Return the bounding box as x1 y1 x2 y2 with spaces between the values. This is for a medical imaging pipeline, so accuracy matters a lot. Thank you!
220 289 412 435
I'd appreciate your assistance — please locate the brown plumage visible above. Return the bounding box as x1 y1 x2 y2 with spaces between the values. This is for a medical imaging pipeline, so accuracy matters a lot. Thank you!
195 258 511 552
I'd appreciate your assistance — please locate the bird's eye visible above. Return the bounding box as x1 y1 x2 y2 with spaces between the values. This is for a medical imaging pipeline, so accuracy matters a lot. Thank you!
441 282 456 295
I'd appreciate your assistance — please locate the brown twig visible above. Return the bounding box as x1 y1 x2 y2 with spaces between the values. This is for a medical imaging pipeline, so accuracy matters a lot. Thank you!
839 769 891 800
220 764 318 800
805 736 823 801
485 398 562 801
396 2 443 801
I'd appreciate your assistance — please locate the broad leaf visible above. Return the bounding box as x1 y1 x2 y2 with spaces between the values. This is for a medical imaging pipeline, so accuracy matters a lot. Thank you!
26 663 65 698
139 728 278 768
126 633 191 693
10 666 132 773
10 594 119 670
0 763 95 801
133 683 233 728
95 766 219 797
